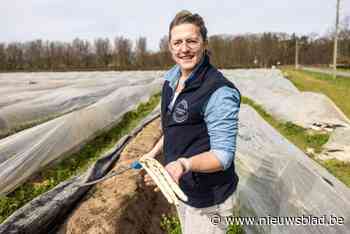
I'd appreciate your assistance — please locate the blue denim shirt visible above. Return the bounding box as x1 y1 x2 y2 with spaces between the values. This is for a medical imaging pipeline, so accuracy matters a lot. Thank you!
164 62 240 170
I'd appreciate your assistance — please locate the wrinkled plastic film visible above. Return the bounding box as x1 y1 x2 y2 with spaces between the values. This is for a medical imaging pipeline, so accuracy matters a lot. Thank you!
236 105 350 233
1 105 349 233
223 69 350 162
0 108 161 234
0 78 163 194
0 71 164 137
222 69 350 128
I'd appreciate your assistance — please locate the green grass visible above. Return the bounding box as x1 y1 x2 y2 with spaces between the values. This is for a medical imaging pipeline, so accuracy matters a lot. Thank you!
318 159 350 186
160 214 182 234
281 68 350 119
241 97 329 153
0 93 161 224
226 224 245 234
242 96 350 187
160 212 245 234
337 68 350 72
279 69 350 187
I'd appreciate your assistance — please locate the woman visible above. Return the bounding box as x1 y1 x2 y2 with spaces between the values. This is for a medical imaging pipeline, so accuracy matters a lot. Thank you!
144 10 241 234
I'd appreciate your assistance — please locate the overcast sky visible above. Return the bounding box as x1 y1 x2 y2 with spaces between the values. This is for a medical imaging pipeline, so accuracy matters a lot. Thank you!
2 0 350 51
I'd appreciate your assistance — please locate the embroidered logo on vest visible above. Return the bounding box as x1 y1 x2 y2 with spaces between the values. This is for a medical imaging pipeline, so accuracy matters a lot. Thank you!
173 99 189 123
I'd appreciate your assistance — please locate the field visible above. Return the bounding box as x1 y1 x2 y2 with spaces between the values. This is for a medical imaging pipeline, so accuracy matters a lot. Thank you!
281 68 350 186
0 93 161 223
1 70 349 233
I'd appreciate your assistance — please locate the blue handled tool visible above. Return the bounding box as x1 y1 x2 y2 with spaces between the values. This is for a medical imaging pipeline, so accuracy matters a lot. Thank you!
80 161 143 186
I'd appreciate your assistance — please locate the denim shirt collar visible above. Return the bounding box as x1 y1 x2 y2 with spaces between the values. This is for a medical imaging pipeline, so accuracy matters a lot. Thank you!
164 56 205 90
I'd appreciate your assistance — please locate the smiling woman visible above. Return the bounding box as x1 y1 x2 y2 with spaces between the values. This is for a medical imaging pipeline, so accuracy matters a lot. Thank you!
143 10 242 234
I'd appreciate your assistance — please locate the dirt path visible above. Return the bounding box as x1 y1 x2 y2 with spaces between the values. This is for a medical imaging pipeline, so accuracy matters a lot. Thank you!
57 118 173 234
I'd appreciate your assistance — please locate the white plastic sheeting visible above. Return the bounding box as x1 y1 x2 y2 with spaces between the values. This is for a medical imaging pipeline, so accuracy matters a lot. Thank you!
0 77 163 195
222 69 350 129
319 127 350 161
1 69 349 233
1 105 349 234
0 71 164 137
0 109 161 234
223 69 350 162
236 105 350 234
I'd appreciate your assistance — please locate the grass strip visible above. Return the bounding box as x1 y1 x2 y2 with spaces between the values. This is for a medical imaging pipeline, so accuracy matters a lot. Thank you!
160 214 182 234
318 159 350 186
279 69 350 186
0 93 161 223
241 97 329 153
160 211 245 234
242 96 350 187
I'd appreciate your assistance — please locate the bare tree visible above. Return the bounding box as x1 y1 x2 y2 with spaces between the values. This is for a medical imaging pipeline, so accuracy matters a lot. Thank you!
113 36 133 69
135 37 148 68
0 29 348 72
6 42 24 70
338 16 350 66
0 43 7 70
158 35 172 67
94 38 111 67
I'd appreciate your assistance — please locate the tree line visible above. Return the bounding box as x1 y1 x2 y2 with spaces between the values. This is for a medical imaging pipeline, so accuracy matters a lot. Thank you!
0 36 171 71
0 23 349 71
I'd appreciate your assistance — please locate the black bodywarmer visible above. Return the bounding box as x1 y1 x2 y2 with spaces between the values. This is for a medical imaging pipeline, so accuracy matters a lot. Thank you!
161 55 241 208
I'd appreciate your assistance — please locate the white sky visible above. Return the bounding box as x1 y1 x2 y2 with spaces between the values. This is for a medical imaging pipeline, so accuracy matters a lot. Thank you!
2 0 350 51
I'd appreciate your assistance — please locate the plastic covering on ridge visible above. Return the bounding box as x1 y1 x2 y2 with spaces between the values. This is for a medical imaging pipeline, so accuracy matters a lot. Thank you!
0 71 164 137
1 106 349 234
223 69 350 162
222 69 350 128
0 107 162 234
0 76 163 195
236 105 350 233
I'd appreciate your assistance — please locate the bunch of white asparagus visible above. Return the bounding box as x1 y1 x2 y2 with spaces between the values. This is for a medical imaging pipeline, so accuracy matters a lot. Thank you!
139 156 188 206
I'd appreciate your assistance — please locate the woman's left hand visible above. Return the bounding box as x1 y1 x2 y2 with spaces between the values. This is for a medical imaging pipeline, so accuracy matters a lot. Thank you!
165 161 184 184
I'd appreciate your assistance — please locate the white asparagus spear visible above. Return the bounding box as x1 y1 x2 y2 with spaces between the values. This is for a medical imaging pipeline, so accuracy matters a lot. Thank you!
144 157 188 202
142 164 174 204
139 158 177 204
142 159 180 205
